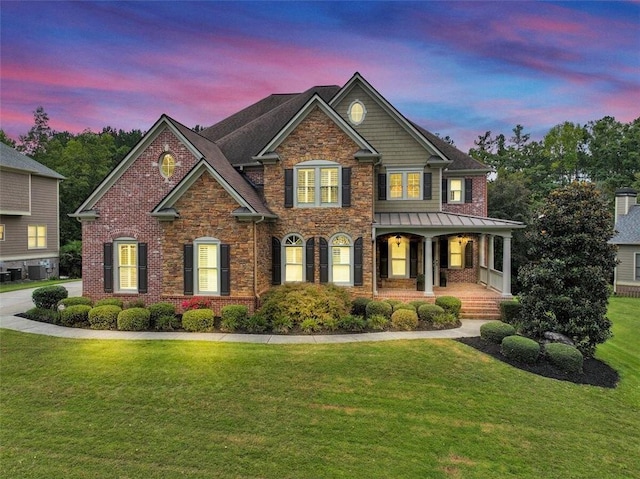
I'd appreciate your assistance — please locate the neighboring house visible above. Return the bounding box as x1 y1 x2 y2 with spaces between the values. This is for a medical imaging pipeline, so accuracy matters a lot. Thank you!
72 73 524 311
0 143 65 280
610 188 640 297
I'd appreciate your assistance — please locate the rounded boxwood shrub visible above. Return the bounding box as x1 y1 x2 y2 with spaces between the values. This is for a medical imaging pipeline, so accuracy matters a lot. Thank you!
480 321 516 344
182 308 214 332
148 302 176 328
501 335 540 364
59 304 91 327
435 296 462 318
545 343 584 374
384 299 402 308
393 302 416 312
366 314 389 331
95 298 124 308
500 300 523 326
32 285 68 309
127 299 146 309
418 304 445 323
409 300 430 311
365 300 393 319
391 309 419 331
351 297 372 316
88 305 122 330
117 307 150 331
58 297 93 309
221 305 249 332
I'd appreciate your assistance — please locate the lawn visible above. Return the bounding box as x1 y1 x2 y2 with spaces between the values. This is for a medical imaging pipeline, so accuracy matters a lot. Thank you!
0 278 78 293
1 298 638 478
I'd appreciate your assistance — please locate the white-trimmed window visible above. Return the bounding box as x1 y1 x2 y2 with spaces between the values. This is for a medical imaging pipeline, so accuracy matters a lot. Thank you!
449 179 463 203
295 160 340 207
284 234 304 282
330 234 352 284
348 100 366 125
635 252 640 281
0 224 4 241
28 225 46 249
390 236 408 277
160 153 176 179
196 239 219 294
449 238 463 268
388 170 422 200
115 240 137 291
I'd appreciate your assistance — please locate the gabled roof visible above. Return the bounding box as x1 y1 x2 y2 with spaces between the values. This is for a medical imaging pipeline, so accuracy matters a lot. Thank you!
610 205 640 244
0 143 65 179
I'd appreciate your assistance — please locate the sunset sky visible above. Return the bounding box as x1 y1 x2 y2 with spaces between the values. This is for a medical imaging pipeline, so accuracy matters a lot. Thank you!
1 1 639 151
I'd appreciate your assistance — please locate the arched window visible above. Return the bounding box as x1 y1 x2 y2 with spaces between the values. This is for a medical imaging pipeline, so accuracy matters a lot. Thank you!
330 234 352 284
284 234 304 282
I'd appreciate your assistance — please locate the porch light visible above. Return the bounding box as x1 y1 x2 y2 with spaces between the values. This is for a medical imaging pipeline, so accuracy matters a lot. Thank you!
395 235 402 247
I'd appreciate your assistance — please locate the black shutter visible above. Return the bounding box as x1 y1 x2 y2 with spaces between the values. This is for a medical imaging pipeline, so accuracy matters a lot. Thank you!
409 241 418 278
354 237 363 286
306 237 315 282
423 172 432 200
138 243 148 294
103 243 113 293
465 178 473 203
442 178 448 203
465 241 474 269
271 237 281 285
439 237 449 268
378 173 387 200
341 167 351 207
220 244 230 296
380 240 388 278
284 169 293 208
184 244 194 295
319 237 328 283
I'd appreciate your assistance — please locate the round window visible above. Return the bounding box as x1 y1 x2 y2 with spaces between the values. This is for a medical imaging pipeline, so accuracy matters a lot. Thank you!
160 153 175 178
348 100 366 125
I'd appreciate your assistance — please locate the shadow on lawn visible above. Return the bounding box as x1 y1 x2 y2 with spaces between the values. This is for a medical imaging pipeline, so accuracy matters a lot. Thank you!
456 337 619 389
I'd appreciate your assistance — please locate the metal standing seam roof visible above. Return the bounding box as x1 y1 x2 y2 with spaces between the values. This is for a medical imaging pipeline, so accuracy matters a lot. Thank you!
374 212 525 229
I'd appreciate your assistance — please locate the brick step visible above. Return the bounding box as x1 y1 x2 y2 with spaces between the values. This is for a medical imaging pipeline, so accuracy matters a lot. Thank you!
460 312 501 319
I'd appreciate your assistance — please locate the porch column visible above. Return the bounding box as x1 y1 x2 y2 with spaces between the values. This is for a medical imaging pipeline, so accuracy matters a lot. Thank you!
488 235 495 271
501 235 512 297
424 236 434 297
372 237 377 296
479 234 486 267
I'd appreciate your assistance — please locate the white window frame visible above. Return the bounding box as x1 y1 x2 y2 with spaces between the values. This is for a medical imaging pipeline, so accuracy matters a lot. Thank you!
159 152 176 179
195 238 220 295
27 225 47 249
387 169 422 200
283 234 305 283
330 234 353 285
448 178 464 203
449 237 464 269
348 99 367 125
389 236 409 278
114 239 138 293
294 160 341 207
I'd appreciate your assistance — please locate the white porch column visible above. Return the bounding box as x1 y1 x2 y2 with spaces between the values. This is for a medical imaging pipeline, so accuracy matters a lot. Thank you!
424 236 434 297
488 235 495 270
501 235 512 297
372 231 377 296
479 234 486 267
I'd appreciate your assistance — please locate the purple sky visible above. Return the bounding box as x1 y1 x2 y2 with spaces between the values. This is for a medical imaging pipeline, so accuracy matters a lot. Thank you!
1 1 639 152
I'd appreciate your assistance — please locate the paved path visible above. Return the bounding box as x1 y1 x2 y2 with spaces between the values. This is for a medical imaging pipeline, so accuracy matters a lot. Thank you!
0 281 487 343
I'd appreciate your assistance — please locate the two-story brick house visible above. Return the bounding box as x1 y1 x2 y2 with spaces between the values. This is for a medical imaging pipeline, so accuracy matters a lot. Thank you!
72 73 524 312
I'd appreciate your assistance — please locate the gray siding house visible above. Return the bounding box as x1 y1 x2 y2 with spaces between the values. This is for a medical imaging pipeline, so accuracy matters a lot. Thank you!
0 143 65 280
610 188 640 297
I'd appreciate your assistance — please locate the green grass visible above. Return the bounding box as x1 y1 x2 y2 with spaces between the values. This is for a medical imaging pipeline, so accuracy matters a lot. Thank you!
0 277 78 293
1 298 638 478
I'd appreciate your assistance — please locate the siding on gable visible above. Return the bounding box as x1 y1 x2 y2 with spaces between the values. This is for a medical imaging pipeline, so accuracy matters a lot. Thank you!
0 170 30 214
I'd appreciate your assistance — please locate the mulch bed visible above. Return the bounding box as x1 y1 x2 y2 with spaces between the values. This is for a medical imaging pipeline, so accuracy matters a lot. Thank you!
455 337 619 388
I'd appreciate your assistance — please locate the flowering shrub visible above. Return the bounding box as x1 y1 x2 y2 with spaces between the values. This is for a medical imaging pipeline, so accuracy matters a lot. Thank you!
181 297 212 311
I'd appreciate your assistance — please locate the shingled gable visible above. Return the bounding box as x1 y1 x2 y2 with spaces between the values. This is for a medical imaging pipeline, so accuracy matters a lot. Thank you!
253 93 380 162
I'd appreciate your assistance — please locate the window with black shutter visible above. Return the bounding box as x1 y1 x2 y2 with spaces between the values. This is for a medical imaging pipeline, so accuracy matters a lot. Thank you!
220 244 230 295
341 168 351 207
354 237 363 286
183 244 194 295
284 169 293 208
306 237 315 282
271 237 281 285
378 174 387 200
465 178 473 203
138 243 148 294
319 237 328 283
423 172 432 200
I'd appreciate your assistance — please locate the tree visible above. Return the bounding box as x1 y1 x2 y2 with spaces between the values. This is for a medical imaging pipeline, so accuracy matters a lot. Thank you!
543 122 588 184
517 182 616 356
0 130 16 147
18 106 52 159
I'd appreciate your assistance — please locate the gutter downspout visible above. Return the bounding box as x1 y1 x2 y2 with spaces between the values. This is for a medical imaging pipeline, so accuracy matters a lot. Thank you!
253 216 266 307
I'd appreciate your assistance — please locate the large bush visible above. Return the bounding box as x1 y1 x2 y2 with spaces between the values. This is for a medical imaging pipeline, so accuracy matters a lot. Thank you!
499 300 522 326
258 284 351 332
88 305 121 330
365 301 393 319
182 309 214 332
148 302 176 327
435 296 462 318
59 304 91 327
32 285 68 309
351 298 371 316
59 240 82 278
221 305 249 332
480 321 516 344
501 335 540 364
417 304 445 323
518 182 616 357
117 308 150 331
391 309 419 331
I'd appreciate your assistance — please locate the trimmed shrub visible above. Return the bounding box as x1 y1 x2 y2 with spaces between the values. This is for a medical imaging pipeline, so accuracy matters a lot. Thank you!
418 304 445 323
148 302 176 326
181 309 214 332
393 302 417 312
338 315 367 332
88 305 122 330
32 285 68 310
95 298 124 308
351 297 372 316
545 343 584 374
391 309 419 331
431 312 459 329
24 307 59 324
127 299 146 309
181 297 213 311
500 300 523 326
384 299 402 308
155 314 181 331
221 305 249 332
117 308 150 331
501 335 540 364
59 304 91 327
435 296 462 318
480 321 516 344
366 314 389 331
365 300 393 319
409 300 430 311
241 313 268 333
58 297 93 309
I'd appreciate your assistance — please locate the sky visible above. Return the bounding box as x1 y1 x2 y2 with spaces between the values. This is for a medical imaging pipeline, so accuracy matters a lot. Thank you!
1 1 639 152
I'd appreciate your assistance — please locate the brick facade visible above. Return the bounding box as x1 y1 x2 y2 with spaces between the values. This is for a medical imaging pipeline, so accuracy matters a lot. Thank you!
443 176 487 216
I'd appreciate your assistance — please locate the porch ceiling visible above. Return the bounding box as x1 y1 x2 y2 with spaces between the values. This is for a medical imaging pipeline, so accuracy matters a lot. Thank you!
374 212 525 233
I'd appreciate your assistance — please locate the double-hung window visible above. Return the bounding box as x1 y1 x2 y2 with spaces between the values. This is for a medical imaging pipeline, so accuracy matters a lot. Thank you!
449 179 463 203
330 234 352 284
28 225 47 249
449 238 463 268
390 236 408 277
295 161 340 207
115 241 138 291
196 241 219 294
284 235 304 282
387 170 421 200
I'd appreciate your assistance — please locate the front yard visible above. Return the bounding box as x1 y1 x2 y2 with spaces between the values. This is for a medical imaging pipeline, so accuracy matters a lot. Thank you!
1 297 638 478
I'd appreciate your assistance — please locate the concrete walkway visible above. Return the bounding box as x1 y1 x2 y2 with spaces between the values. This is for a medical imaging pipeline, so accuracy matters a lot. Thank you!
0 281 487 343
